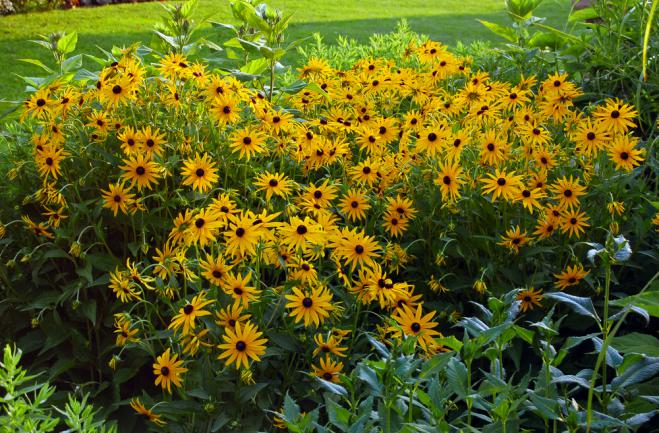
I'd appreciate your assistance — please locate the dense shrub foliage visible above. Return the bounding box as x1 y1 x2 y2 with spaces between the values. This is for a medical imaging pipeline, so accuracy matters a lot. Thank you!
0 1 658 432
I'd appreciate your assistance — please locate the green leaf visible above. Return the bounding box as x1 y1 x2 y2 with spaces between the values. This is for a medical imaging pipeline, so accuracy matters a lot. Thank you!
61 54 83 73
241 58 269 76
612 333 659 357
326 398 350 430
315 377 347 396
478 20 517 42
57 32 78 55
283 392 300 422
528 31 566 49
611 357 659 391
434 335 463 352
610 287 659 317
513 325 534 344
544 292 599 321
568 7 599 22
446 357 468 399
19 58 53 74
79 299 96 325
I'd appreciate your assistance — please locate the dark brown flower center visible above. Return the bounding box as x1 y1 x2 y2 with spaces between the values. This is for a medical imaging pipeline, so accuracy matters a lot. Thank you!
195 218 205 228
443 175 451 185
235 341 247 351
296 225 307 235
235 227 245 237
497 178 506 186
302 297 313 308
195 168 205 177
112 85 122 94
183 304 194 315
411 322 421 332
136 166 146 175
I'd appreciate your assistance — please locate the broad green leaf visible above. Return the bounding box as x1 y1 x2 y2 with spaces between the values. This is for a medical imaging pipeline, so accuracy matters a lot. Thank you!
57 32 78 55
326 398 350 429
446 357 468 399
435 335 463 352
315 377 347 396
478 20 517 42
610 287 659 317
611 357 659 391
612 333 659 357
283 392 300 422
544 292 599 321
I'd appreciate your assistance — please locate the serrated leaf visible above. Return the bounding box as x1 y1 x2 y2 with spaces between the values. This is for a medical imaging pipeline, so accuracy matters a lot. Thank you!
446 357 468 399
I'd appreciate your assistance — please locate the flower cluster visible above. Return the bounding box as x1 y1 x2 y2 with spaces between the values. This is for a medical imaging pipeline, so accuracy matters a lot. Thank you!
11 38 648 427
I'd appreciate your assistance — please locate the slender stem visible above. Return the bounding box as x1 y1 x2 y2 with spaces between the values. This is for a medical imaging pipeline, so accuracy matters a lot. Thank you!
601 264 612 408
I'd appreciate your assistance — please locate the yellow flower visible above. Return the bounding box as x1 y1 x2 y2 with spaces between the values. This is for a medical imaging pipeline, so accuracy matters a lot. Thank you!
517 288 543 312
153 348 187 393
217 321 268 369
181 153 219 192
168 291 214 336
285 285 334 327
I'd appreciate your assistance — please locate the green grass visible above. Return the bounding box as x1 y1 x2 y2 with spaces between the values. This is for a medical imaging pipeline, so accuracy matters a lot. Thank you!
0 0 571 101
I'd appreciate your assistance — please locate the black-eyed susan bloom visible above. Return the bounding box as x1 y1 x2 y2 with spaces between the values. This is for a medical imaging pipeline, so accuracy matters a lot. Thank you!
480 169 523 201
285 285 334 327
186 208 222 247
181 153 219 192
313 333 348 358
215 301 251 330
254 171 294 201
339 189 371 222
607 136 644 172
593 98 637 134
382 211 409 238
101 182 135 216
390 304 441 352
331 227 381 271
554 263 590 290
517 288 543 312
217 321 267 369
434 160 464 201
313 355 344 383
169 291 213 336
130 398 166 426
498 226 530 254
200 254 233 286
224 212 262 257
550 176 586 209
560 208 590 238
229 127 267 160
279 216 325 252
120 154 162 191
153 348 187 393
221 271 261 307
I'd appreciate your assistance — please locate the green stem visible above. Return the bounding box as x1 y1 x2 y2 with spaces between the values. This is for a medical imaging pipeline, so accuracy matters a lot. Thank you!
586 270 659 431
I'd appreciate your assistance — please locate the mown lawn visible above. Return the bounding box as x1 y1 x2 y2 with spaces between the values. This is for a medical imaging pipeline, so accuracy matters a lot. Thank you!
0 0 571 101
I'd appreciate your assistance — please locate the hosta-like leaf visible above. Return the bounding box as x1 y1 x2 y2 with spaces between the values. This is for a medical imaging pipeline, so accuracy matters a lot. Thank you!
544 292 599 321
